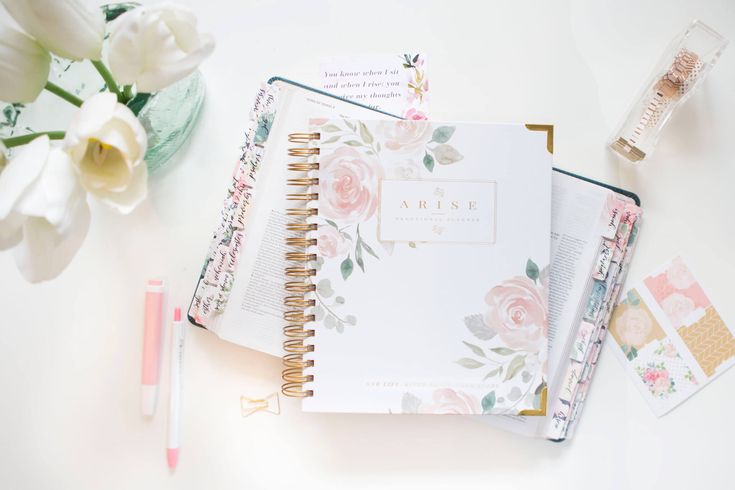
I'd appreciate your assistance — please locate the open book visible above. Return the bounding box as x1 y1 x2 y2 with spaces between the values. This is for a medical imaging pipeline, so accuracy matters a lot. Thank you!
189 78 641 439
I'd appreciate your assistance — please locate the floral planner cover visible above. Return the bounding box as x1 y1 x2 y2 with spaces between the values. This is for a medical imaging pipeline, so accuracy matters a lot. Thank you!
295 120 553 415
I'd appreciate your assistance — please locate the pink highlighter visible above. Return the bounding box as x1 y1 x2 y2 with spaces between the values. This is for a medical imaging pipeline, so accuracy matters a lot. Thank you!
142 279 166 416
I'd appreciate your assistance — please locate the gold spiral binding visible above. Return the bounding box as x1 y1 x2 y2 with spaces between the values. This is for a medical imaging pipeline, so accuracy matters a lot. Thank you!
282 132 320 398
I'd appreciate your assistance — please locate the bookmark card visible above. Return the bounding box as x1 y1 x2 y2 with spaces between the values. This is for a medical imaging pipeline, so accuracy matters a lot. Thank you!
319 53 429 119
608 256 735 416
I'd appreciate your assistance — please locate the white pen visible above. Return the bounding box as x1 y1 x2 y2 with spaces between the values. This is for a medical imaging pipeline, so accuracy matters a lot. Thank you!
167 307 185 470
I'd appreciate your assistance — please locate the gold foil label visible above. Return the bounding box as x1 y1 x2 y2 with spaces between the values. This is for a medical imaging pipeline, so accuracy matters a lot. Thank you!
378 179 496 244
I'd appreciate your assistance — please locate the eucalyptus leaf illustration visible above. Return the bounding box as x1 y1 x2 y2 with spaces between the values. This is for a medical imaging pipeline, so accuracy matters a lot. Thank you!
521 371 532 383
481 391 496 414
344 140 362 147
313 305 325 321
321 135 340 145
490 346 515 356
345 315 357 326
504 355 526 381
355 241 365 272
462 341 486 358
360 240 379 259
335 296 345 304
321 124 341 132
423 152 435 172
336 321 345 333
324 219 339 229
433 144 463 164
316 279 334 298
408 241 416 248
483 366 503 380
464 314 496 341
431 126 456 144
457 358 485 369
358 121 374 144
340 256 354 280
324 315 337 329
525 258 540 281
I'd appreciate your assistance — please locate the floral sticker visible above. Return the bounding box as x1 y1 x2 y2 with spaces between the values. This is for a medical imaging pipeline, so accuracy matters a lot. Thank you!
636 362 676 398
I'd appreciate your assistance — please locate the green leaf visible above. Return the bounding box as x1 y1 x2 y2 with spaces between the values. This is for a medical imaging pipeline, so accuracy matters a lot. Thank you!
462 341 486 358
321 135 340 145
345 120 356 131
322 124 341 132
456 358 485 369
358 121 374 144
344 140 362 147
431 126 456 144
355 242 365 272
340 256 353 280
483 366 502 380
324 219 339 229
525 258 540 281
481 392 496 413
464 314 496 340
335 296 345 304
490 347 515 355
433 144 463 164
504 355 526 381
126 92 152 116
345 315 357 325
360 240 379 259
408 241 416 248
423 152 435 172
412 54 419 63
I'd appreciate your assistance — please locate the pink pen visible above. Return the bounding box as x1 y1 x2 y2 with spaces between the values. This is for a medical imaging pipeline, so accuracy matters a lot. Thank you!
142 279 165 416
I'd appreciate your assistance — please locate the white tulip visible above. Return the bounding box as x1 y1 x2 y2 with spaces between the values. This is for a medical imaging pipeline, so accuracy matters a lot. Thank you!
0 135 90 283
108 3 214 92
0 26 50 103
0 0 105 60
64 92 148 214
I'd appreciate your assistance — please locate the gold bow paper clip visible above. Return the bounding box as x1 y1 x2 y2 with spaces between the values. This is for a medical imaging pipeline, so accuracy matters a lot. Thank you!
240 392 281 417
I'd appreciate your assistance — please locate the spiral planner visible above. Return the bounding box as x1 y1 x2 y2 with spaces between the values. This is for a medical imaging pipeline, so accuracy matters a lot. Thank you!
189 78 642 439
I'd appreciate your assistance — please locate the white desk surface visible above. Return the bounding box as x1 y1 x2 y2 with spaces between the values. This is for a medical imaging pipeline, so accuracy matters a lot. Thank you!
1 1 734 488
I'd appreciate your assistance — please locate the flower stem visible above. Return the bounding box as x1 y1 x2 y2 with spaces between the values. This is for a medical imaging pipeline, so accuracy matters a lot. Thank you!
2 131 66 148
91 60 123 101
122 84 135 103
44 82 83 107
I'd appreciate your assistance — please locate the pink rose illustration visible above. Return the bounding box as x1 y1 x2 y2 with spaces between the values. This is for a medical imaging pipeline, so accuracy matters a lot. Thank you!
615 308 653 348
660 292 695 327
403 108 428 121
377 120 432 153
419 389 480 415
484 277 547 353
309 118 329 126
316 225 349 258
652 371 672 396
318 146 383 224
663 342 678 357
666 257 696 289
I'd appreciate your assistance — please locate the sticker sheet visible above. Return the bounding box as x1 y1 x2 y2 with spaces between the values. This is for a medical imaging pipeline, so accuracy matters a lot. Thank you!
608 256 735 416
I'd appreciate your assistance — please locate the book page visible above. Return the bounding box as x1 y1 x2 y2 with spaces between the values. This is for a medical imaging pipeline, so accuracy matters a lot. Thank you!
215 82 394 355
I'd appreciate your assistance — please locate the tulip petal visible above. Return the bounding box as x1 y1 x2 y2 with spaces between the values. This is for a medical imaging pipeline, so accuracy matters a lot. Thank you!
90 159 147 214
108 4 214 92
0 135 49 219
0 26 50 103
0 0 105 60
13 197 90 283
0 210 23 250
